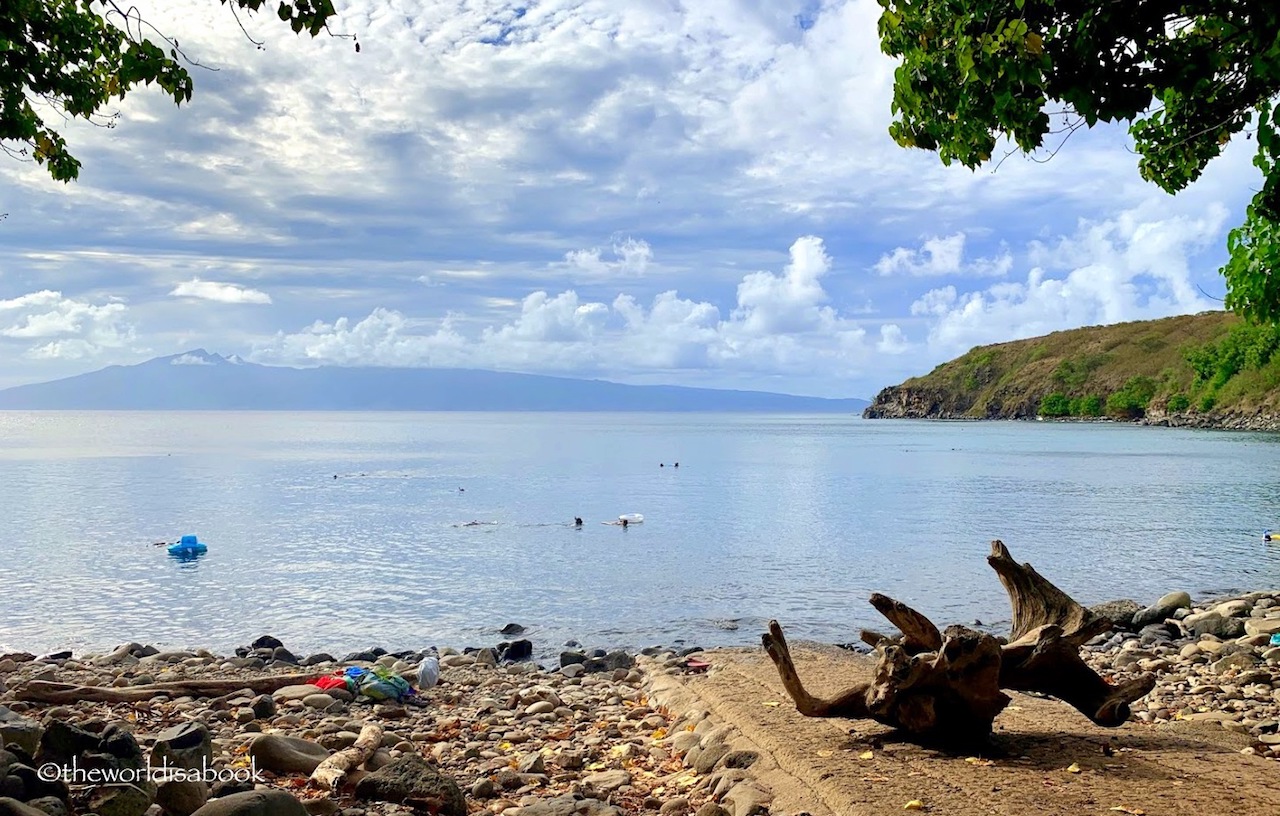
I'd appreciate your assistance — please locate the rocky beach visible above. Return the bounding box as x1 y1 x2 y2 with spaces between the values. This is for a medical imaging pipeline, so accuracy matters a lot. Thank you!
0 589 1278 816
0 635 777 816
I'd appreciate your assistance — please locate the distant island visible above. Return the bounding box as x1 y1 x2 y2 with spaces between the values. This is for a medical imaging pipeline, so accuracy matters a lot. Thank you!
862 310 1280 431
0 350 869 412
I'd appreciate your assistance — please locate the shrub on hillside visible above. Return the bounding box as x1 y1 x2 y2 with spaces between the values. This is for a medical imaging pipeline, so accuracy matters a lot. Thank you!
1038 392 1072 417
1185 322 1280 387
1069 394 1104 417
1105 376 1158 419
1166 393 1191 412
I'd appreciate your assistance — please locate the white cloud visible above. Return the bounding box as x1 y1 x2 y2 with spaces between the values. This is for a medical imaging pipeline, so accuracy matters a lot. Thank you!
0 290 137 359
562 238 653 279
171 353 215 365
911 203 1228 355
253 235 877 381
169 278 272 305
875 233 1012 278
877 324 910 354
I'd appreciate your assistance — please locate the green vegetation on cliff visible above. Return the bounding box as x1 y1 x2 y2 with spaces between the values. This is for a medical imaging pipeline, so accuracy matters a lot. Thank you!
864 311 1280 424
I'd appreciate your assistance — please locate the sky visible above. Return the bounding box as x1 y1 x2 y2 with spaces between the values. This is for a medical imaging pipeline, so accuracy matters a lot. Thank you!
0 0 1261 399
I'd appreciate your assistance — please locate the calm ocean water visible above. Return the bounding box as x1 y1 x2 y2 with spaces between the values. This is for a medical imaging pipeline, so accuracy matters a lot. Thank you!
2 411 1279 660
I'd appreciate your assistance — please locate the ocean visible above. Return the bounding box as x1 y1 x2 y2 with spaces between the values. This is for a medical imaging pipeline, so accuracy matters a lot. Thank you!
2 411 1278 659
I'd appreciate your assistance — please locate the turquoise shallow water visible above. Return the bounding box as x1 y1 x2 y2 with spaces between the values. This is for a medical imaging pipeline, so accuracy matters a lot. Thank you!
2 411 1279 658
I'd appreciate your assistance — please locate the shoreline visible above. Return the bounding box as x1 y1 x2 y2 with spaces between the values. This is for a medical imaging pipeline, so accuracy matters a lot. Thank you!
2 587 1277 816
860 412 1280 432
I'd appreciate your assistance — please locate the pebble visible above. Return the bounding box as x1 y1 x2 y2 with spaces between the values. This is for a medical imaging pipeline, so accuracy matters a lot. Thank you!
1091 589 1280 757
0 639 737 815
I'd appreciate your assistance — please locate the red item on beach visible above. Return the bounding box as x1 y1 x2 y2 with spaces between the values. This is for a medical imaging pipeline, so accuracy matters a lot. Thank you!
314 675 348 691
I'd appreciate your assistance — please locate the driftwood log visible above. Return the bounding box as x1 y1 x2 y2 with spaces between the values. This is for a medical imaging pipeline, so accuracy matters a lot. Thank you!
762 539 1157 743
309 723 383 791
13 673 323 704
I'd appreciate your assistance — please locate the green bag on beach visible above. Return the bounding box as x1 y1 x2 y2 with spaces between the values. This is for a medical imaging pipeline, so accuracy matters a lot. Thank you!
351 665 413 701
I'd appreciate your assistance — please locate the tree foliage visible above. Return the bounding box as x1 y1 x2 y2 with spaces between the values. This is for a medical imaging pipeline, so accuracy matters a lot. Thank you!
1 1 344 181
878 0 1280 322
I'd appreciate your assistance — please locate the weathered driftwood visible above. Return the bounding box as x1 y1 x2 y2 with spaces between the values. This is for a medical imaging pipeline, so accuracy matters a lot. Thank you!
309 723 383 791
14 673 322 704
762 539 1156 743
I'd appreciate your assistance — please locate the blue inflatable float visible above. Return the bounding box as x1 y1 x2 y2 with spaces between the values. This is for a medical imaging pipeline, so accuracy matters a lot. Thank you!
168 534 207 556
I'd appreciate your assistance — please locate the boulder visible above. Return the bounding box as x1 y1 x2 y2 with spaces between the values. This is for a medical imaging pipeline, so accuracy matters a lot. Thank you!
1245 616 1280 637
352 754 464 816
1180 611 1245 639
246 736 329 775
270 686 322 703
88 783 155 816
0 709 42 757
155 780 208 816
1131 591 1191 628
34 721 100 767
150 723 212 772
1088 600 1141 629
582 769 631 793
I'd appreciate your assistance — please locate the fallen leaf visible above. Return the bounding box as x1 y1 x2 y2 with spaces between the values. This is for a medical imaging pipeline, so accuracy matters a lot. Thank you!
904 800 925 810
1066 763 1082 774
965 757 995 767
1108 808 1146 815
762 701 781 707
859 751 874 760
817 750 834 758
651 728 668 741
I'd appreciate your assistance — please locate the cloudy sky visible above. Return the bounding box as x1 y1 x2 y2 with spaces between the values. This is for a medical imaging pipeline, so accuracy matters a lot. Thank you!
0 0 1259 398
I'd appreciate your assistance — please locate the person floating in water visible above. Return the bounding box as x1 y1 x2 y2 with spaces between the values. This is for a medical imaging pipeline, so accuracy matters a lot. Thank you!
621 518 629 529
1266 529 1275 542
660 463 664 467
574 517 583 527
674 462 679 468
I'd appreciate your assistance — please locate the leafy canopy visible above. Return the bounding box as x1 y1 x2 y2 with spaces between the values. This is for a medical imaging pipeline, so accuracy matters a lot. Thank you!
1 1 344 182
877 0 1280 322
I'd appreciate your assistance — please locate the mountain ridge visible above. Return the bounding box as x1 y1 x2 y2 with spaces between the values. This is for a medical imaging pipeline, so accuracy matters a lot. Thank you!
0 351 869 412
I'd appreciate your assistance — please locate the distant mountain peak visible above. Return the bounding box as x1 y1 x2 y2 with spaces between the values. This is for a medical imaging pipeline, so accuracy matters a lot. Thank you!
168 349 226 366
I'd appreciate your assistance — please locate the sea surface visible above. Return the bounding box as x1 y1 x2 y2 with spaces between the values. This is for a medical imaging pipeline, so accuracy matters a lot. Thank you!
2 411 1279 660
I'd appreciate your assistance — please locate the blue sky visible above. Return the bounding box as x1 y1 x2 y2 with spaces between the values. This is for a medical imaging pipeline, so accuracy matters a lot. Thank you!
0 0 1260 398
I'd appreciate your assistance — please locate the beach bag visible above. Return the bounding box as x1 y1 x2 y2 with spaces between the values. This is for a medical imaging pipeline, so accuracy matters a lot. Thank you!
345 665 413 701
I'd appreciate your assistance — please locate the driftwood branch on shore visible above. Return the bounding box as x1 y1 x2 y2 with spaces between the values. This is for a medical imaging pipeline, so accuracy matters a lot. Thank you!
309 723 383 791
762 539 1157 744
13 673 323 704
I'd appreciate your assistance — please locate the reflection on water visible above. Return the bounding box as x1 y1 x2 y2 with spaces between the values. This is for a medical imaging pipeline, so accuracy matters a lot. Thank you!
1 411 1279 658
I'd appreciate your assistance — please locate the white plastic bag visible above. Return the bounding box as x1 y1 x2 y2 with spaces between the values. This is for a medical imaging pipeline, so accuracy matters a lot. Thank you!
417 654 440 689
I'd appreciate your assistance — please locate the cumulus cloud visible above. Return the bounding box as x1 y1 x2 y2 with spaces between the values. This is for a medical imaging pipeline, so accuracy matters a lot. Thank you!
875 233 1013 278
911 204 1228 355
562 238 653 279
877 324 910 354
169 279 272 305
0 290 137 359
253 236 877 383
